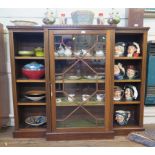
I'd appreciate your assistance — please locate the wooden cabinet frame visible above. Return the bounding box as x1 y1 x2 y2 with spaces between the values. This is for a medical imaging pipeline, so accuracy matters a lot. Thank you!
7 25 149 140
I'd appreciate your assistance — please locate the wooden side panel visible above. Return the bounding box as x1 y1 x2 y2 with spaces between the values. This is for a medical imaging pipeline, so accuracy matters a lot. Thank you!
0 23 10 127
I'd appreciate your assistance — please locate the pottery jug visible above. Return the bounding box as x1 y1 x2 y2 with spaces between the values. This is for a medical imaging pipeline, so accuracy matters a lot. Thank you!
115 110 131 126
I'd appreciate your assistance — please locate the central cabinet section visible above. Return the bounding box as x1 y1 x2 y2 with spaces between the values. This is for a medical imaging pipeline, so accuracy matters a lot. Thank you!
48 29 114 138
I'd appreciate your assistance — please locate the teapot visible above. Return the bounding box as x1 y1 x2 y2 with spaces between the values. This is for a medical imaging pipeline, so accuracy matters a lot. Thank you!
42 9 56 25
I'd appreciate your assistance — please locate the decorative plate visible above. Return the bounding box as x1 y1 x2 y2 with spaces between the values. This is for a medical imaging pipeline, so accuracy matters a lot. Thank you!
67 76 81 80
84 75 97 80
25 116 47 126
11 20 38 26
18 50 34 56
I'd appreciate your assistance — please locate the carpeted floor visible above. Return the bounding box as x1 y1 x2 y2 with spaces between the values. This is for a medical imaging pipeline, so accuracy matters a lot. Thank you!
0 124 155 147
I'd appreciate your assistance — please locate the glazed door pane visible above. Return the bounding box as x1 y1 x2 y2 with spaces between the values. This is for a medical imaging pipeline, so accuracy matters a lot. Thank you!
54 33 106 128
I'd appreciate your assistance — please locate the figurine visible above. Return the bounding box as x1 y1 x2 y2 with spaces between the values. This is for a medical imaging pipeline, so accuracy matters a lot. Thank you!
126 65 138 79
114 63 125 80
113 86 124 101
127 42 140 57
115 110 131 126
124 85 138 101
42 9 56 25
114 42 125 57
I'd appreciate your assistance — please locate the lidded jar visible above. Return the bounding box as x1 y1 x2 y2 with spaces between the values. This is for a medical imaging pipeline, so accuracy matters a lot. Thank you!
42 9 56 25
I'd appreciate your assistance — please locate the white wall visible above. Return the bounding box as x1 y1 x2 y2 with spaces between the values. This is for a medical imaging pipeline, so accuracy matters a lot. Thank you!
0 8 155 126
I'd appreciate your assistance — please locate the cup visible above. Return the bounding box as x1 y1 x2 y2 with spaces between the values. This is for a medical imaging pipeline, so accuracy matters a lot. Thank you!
68 94 75 102
115 110 131 126
96 94 104 101
82 94 90 101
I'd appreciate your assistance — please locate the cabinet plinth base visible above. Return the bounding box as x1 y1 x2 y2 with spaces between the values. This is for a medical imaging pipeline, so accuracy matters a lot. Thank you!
13 129 46 138
114 127 145 135
46 131 114 141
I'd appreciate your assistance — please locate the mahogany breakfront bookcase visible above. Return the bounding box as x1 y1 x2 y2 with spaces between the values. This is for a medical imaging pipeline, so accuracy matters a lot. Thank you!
7 25 149 140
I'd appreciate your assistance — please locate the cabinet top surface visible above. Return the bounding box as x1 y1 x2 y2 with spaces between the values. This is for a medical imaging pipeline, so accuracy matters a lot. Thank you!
6 25 150 31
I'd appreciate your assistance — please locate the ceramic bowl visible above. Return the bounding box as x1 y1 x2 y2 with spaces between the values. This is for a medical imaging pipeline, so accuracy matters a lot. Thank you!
24 90 45 101
22 62 45 79
24 95 45 101
18 50 34 56
11 20 38 26
25 116 47 126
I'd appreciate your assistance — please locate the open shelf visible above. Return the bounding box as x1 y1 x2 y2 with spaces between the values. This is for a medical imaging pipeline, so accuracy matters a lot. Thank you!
18 102 46 106
55 56 105 60
56 79 105 83
16 79 46 83
113 101 140 104
56 101 105 106
114 57 142 60
114 79 141 83
15 56 45 60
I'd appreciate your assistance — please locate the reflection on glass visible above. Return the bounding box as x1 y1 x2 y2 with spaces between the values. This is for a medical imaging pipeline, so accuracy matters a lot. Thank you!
54 34 106 128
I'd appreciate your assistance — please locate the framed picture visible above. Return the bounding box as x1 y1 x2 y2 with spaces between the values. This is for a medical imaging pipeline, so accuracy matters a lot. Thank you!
144 8 155 18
